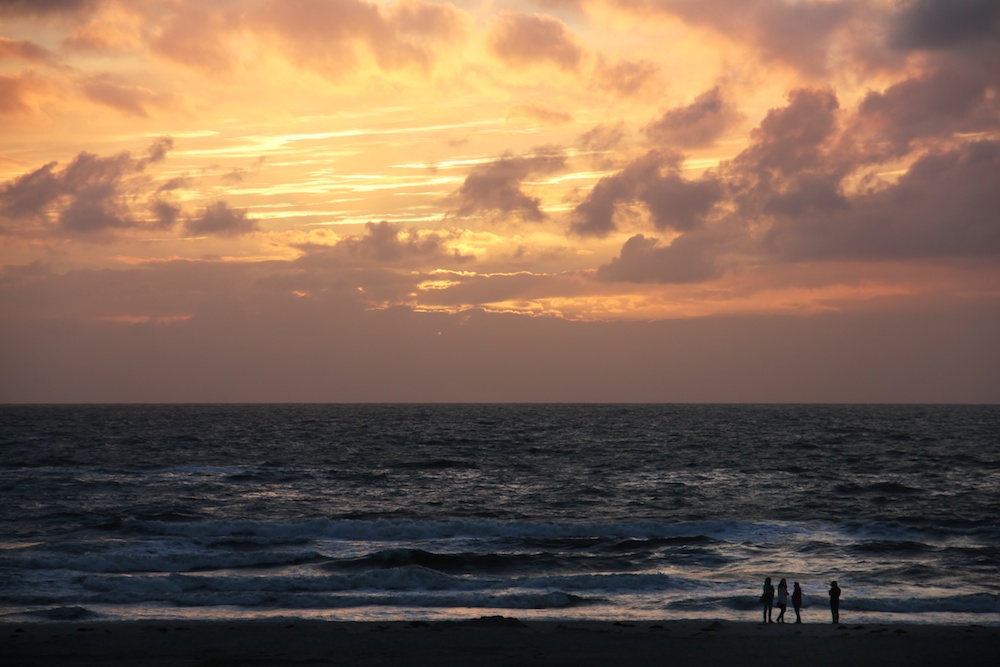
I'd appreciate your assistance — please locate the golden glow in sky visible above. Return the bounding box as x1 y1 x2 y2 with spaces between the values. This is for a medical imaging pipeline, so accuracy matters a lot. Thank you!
1 0 999 402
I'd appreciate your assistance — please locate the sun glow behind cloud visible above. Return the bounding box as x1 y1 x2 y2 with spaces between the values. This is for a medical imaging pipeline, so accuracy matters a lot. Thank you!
1 0 999 402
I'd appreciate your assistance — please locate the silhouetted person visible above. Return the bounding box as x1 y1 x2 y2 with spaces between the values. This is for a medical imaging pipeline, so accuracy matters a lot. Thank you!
792 581 803 623
829 580 841 624
761 577 775 623
776 578 789 623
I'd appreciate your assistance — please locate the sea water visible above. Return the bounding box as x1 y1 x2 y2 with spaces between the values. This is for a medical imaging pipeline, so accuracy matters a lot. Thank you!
1 404 998 625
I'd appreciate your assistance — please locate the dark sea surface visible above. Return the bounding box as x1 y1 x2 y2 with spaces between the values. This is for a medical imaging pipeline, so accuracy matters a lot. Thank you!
1 404 998 624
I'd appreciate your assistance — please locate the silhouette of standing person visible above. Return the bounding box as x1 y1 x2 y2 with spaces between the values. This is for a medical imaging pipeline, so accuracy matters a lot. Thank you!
792 581 803 623
761 577 775 623
829 580 841 624
776 578 789 623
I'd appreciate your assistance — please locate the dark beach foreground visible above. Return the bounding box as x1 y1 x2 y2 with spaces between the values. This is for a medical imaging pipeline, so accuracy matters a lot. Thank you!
3 618 998 666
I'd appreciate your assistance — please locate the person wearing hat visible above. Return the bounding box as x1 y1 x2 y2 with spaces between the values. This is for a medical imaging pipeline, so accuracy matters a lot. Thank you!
828 580 841 624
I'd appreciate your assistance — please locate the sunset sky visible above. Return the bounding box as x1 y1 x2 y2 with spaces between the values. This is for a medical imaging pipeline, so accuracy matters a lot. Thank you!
1 0 998 403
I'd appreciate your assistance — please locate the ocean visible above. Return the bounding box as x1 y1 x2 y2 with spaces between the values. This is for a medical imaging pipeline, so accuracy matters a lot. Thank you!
1 404 998 625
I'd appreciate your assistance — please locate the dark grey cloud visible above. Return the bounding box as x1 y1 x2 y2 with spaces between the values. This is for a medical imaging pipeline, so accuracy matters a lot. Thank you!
145 137 173 165
643 86 740 149
158 176 193 192
0 0 99 18
303 220 473 267
451 149 567 221
0 160 61 224
185 201 256 237
718 87 845 228
764 140 1000 262
596 232 721 284
58 167 134 232
576 122 626 153
853 65 1000 159
151 200 181 229
891 0 1000 51
725 86 1000 265
0 139 177 235
570 150 722 237
733 87 840 179
588 76 1000 285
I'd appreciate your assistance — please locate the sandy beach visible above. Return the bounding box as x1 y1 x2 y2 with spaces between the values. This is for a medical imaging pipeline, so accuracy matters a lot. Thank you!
3 617 998 666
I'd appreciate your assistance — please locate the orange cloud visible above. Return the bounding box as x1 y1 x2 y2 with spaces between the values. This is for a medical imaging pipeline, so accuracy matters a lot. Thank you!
0 37 61 65
0 72 48 116
79 74 176 117
62 16 143 53
252 0 468 79
147 3 243 75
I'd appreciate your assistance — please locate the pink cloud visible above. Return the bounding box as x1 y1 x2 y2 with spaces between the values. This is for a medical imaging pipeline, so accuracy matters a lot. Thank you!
488 11 584 71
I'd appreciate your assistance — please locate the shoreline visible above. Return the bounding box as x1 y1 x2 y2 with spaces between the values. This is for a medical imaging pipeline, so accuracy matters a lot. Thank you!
4 618 999 666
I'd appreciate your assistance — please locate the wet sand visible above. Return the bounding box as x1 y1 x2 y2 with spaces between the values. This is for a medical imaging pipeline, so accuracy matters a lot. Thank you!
2 617 998 666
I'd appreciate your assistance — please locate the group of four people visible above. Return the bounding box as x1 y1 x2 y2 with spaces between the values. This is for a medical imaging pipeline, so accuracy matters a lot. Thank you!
761 578 841 624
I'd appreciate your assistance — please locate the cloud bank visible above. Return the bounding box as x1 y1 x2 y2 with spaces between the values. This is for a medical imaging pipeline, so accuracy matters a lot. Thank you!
1 0 998 402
